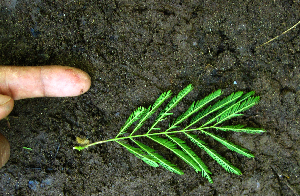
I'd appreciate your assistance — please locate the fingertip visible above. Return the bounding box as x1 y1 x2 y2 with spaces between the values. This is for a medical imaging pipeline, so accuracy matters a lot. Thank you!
67 66 91 96
0 95 14 120
42 66 91 97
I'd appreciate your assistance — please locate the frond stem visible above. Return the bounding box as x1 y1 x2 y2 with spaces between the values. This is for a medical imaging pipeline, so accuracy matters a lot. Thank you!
75 127 206 149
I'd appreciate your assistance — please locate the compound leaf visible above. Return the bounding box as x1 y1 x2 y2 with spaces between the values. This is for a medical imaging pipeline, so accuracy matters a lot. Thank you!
74 84 264 183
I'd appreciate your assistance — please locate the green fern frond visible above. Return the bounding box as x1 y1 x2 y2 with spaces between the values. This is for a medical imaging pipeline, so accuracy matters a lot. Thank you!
117 141 159 167
165 135 202 173
116 106 145 138
186 133 242 175
148 135 202 173
133 140 184 175
214 125 265 134
149 84 193 133
167 89 222 131
166 134 213 183
200 130 254 158
74 84 265 183
188 91 243 129
131 91 172 135
213 96 260 126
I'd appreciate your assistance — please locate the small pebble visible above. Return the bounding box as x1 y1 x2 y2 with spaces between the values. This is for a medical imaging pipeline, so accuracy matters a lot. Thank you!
28 180 39 191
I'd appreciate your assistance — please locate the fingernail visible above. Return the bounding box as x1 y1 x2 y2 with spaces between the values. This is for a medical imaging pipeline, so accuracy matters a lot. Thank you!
0 95 12 106
0 95 14 119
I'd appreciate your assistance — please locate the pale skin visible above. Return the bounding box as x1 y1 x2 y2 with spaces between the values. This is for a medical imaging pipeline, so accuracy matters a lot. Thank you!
0 65 91 168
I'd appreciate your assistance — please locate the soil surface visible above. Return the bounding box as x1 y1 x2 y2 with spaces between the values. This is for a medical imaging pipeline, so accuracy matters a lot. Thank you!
0 1 300 195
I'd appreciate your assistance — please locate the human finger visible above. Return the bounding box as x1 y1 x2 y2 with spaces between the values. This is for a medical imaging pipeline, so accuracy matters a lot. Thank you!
0 132 10 168
0 95 14 169
0 94 14 120
0 65 91 100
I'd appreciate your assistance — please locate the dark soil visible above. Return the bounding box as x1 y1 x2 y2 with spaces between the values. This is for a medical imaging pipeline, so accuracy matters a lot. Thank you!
0 1 300 195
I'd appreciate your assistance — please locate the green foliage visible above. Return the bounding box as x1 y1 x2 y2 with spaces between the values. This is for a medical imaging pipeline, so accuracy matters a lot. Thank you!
74 84 265 183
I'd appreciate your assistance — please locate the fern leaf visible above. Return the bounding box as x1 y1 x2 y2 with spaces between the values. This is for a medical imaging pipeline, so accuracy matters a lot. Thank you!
74 84 264 183
116 107 145 138
201 93 259 128
167 89 222 131
166 135 213 183
117 141 159 167
131 91 172 135
217 103 244 123
133 140 184 174
168 101 195 131
190 91 243 128
213 96 260 126
165 135 201 173
237 91 255 103
214 125 265 134
186 133 242 175
200 130 254 158
149 84 193 132
148 135 203 174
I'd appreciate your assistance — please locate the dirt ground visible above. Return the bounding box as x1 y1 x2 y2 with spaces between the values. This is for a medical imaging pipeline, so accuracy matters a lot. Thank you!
0 0 299 195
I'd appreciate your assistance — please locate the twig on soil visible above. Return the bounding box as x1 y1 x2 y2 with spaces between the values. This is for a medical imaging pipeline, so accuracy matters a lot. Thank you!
256 20 300 48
